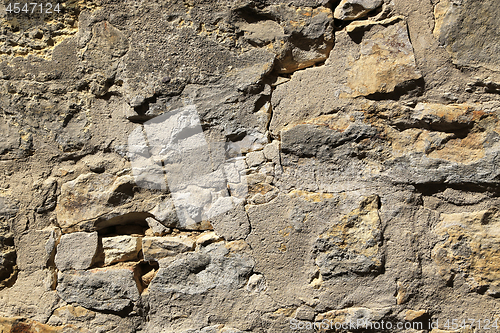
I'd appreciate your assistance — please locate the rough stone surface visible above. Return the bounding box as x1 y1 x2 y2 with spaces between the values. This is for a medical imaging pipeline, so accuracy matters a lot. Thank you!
432 208 500 297
433 0 500 72
148 242 254 295
313 195 384 278
0 316 88 333
55 232 98 272
270 21 421 134
142 236 195 262
2 0 500 331
56 268 140 313
102 235 142 266
334 0 384 20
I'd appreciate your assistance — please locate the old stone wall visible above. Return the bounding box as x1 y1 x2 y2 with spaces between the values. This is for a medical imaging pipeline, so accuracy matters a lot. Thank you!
1 0 500 332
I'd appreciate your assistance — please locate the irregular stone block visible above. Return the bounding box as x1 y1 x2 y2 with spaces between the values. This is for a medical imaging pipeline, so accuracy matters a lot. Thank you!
312 195 384 278
433 0 500 71
102 235 142 266
196 232 222 247
334 0 384 20
142 236 195 262
246 274 267 293
270 21 421 134
245 151 266 168
0 316 88 332
315 307 391 324
55 232 98 272
236 5 335 73
56 268 140 312
145 217 169 236
56 173 158 232
149 243 254 295
432 208 500 296
210 202 251 241
17 229 57 272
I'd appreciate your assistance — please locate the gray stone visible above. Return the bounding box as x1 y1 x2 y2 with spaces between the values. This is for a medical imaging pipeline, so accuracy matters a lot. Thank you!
55 232 98 271
149 242 254 295
434 0 500 72
56 268 140 313
245 151 266 168
270 21 421 134
334 0 384 20
146 217 170 236
210 202 250 241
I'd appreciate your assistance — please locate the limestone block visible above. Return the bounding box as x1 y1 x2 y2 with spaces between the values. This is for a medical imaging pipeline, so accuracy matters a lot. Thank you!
55 232 98 271
142 236 195 262
102 235 142 266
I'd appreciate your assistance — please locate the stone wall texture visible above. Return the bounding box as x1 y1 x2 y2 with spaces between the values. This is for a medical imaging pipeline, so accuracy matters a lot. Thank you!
1 0 500 332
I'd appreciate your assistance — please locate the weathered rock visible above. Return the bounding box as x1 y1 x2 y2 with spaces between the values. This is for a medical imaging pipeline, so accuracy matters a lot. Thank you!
329 21 422 98
17 229 57 272
54 232 98 272
245 274 267 293
33 177 58 213
3 0 500 331
0 270 60 323
145 217 170 236
315 307 391 325
0 316 88 333
56 173 157 232
432 208 500 296
142 236 195 262
57 268 140 312
0 198 16 287
196 232 223 247
149 242 254 295
0 118 21 160
236 5 335 73
334 0 384 20
405 309 427 321
270 20 421 134
209 202 251 241
433 0 500 72
102 235 142 266
313 195 384 278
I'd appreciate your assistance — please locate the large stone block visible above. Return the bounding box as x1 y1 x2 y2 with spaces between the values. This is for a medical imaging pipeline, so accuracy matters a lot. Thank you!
148 242 254 295
312 195 384 278
434 0 500 72
56 268 140 312
55 232 98 272
432 208 500 297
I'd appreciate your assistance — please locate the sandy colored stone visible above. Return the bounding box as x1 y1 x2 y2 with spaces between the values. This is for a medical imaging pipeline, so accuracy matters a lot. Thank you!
343 21 422 97
102 235 142 266
315 307 391 324
196 232 222 246
432 208 500 296
0 316 88 332
142 236 195 262
433 0 500 71
56 173 157 232
313 195 383 278
405 309 427 321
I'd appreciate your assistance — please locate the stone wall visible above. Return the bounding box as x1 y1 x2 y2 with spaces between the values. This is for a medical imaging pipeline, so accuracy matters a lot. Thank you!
1 0 500 332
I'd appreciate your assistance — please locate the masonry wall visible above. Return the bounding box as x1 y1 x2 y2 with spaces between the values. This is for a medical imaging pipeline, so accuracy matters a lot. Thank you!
1 0 500 332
